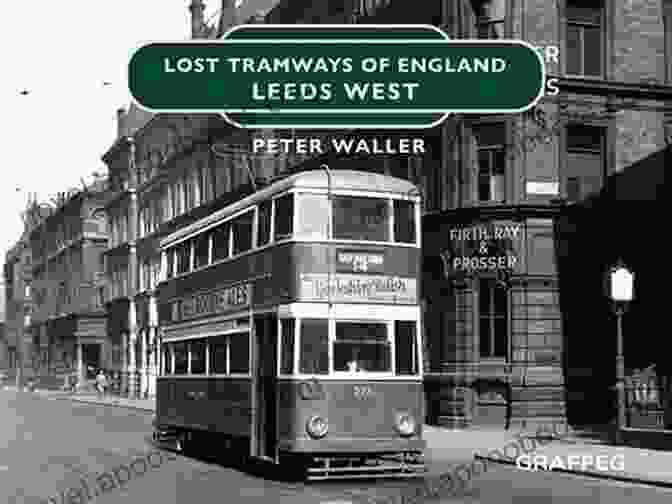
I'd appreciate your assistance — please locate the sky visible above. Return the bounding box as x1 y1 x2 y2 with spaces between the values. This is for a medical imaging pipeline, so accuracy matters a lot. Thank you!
0 0 226 259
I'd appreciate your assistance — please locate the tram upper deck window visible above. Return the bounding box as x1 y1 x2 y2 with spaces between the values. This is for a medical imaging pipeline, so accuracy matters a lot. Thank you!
176 241 191 275
395 321 418 375
296 194 329 239
258 200 272 247
274 193 294 240
212 222 230 262
333 196 389 242
334 322 391 373
232 211 254 255
394 200 416 244
299 319 329 374
174 342 188 374
189 339 206 374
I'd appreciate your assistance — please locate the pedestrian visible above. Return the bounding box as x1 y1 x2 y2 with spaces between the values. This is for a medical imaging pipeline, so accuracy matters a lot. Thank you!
96 369 108 398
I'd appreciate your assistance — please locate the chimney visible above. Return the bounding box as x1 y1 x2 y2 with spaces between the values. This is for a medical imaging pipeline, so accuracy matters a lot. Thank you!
189 0 206 39
116 108 127 140
217 0 239 36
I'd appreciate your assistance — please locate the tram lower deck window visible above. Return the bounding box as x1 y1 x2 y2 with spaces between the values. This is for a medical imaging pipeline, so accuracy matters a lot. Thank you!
174 342 188 374
334 322 391 372
229 332 250 374
189 339 206 374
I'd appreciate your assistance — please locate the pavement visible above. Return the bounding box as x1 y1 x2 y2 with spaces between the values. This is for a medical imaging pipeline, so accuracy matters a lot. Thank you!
10 384 672 490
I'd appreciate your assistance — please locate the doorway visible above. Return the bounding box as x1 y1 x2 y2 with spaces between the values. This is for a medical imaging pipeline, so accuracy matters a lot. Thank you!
253 314 278 460
82 344 101 379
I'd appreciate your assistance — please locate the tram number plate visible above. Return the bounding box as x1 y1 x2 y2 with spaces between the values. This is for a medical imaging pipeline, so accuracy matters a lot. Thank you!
353 385 375 400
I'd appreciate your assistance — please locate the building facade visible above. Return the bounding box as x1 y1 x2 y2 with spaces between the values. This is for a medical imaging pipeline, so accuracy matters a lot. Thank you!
3 231 33 383
100 0 285 399
25 183 109 384
104 0 671 433
264 0 672 429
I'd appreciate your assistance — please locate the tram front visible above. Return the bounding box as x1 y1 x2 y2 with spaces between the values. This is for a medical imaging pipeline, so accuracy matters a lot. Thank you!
274 171 426 479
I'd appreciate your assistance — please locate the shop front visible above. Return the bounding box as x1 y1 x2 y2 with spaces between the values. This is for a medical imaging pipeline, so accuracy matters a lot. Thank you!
556 146 668 446
423 206 567 429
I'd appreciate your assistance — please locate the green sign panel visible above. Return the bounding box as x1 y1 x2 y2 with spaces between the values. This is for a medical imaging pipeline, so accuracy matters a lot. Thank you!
128 25 545 129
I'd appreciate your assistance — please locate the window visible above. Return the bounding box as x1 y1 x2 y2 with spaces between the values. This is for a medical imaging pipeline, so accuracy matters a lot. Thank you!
209 335 228 374
665 10 672 83
231 211 253 255
394 200 416 243
566 0 603 77
565 124 605 201
185 174 195 210
174 342 188 374
280 319 295 374
258 200 272 247
479 279 508 359
175 241 191 275
474 123 506 202
395 321 418 375
334 322 391 373
472 0 505 39
189 339 206 374
207 333 249 374
229 332 250 373
211 223 230 261
299 319 329 374
274 193 294 240
297 194 329 239
333 196 389 242
194 233 209 269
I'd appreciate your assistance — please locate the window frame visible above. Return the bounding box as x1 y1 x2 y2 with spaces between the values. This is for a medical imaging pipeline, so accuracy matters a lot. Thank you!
563 123 607 202
473 122 507 204
477 278 509 360
564 1 605 78
331 319 394 376
665 10 672 84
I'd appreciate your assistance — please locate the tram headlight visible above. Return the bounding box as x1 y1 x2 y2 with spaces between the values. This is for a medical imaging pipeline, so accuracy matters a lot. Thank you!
394 413 417 437
306 415 329 439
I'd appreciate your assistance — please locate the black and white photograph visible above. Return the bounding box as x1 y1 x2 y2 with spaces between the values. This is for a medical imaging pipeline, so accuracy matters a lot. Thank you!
1 1 671 503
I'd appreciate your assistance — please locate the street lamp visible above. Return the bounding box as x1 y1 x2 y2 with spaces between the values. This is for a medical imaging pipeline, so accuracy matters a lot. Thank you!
609 260 634 443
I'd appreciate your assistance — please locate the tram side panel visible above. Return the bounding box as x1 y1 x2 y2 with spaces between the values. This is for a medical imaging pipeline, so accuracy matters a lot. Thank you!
277 380 425 453
156 377 252 438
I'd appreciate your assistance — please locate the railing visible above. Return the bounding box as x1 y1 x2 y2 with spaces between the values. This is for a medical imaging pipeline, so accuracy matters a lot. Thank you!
624 377 672 430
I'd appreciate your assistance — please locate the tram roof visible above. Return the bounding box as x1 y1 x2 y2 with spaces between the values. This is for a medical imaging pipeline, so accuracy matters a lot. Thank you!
161 169 420 249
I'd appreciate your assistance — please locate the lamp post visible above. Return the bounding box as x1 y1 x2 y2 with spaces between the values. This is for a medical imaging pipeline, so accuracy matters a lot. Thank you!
609 260 634 443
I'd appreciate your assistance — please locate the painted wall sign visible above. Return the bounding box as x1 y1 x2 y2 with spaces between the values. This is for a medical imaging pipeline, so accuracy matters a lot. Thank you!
170 283 250 322
335 249 385 274
300 274 416 303
440 222 521 275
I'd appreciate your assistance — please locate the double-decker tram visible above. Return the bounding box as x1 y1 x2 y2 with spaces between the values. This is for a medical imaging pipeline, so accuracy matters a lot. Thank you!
153 168 425 479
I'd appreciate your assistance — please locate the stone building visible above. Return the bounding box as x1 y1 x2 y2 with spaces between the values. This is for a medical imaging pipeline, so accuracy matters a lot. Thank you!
102 0 283 398
3 229 33 383
264 0 672 429
26 182 109 385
